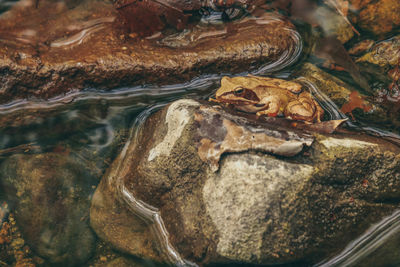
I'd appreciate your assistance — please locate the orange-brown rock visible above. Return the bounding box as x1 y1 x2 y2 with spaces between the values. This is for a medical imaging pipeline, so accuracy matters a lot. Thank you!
349 0 400 35
0 0 299 103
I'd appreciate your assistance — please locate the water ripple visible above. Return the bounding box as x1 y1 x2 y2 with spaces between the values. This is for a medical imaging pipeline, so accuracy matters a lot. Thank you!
316 209 400 267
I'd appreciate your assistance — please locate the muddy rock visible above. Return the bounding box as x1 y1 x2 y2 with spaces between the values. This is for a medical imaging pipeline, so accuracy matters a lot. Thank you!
0 153 98 266
348 0 400 36
90 98 400 266
0 0 299 103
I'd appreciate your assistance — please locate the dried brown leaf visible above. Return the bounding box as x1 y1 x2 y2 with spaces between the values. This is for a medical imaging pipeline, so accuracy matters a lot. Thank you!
305 119 348 134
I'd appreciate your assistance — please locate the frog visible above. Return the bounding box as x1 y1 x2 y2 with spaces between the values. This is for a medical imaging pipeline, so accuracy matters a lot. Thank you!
211 75 324 123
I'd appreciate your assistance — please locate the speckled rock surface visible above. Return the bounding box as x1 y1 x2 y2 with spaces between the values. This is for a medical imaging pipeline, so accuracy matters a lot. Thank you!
0 0 299 103
356 35 400 69
91 98 400 266
349 0 400 35
0 153 98 266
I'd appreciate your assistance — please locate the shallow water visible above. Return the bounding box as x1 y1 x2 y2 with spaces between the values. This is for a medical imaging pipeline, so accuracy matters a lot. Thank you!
0 0 400 266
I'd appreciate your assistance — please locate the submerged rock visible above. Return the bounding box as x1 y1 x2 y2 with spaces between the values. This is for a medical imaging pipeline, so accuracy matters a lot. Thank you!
356 35 400 69
296 63 388 123
0 0 299 103
0 153 98 266
313 5 354 43
90 98 400 266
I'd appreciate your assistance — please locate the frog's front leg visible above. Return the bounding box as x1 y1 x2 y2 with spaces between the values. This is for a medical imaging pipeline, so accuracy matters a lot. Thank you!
255 95 280 117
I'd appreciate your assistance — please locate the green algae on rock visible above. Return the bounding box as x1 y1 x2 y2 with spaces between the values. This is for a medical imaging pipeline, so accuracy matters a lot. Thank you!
90 98 400 266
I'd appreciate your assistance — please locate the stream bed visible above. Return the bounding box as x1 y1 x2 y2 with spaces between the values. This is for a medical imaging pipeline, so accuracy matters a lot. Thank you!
0 0 400 266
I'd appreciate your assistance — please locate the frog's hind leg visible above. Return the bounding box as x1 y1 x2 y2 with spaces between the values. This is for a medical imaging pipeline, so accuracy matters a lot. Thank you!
314 99 324 122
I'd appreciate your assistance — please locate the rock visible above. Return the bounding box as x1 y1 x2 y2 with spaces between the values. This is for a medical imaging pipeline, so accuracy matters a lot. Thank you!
313 6 354 43
348 0 400 36
0 0 299 103
321 210 400 266
102 257 147 267
91 98 400 266
348 39 375 56
295 63 388 123
0 153 98 266
356 35 400 69
296 63 354 106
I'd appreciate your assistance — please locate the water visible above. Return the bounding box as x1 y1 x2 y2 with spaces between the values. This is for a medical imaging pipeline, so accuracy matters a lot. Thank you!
0 0 399 266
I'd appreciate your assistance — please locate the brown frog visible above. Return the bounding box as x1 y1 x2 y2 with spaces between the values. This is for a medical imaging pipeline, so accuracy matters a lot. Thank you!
211 75 324 122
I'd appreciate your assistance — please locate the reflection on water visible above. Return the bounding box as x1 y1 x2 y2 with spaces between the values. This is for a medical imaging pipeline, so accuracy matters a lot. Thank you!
0 0 17 13
316 209 400 267
50 17 115 48
0 76 217 156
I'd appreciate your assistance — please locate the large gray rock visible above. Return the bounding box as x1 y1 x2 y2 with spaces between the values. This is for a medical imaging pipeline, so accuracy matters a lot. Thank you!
0 153 98 266
91 98 400 266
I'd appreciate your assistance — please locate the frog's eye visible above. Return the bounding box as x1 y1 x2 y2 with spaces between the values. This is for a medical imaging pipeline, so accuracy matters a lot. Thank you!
233 87 245 96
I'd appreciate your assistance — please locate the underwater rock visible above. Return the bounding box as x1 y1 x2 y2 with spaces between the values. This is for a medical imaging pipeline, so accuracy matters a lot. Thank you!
296 63 388 123
313 5 354 43
0 0 299 103
348 0 400 36
91 98 400 266
296 63 354 107
356 35 400 69
102 257 145 267
0 153 98 266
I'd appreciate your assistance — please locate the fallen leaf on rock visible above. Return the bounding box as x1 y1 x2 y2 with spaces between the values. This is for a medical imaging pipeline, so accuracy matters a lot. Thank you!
341 91 372 120
195 105 314 171
302 119 348 134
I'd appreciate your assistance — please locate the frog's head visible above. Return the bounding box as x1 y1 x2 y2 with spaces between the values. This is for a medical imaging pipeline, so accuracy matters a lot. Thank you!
214 76 261 105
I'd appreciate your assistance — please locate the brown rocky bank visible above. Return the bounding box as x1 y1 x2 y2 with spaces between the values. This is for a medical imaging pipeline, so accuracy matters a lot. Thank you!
0 0 299 103
90 98 400 266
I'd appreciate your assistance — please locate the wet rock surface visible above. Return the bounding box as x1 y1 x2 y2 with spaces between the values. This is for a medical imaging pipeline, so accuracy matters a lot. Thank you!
91 98 400 266
349 0 400 36
0 0 298 103
356 35 400 69
312 5 354 43
0 152 98 266
296 63 388 124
